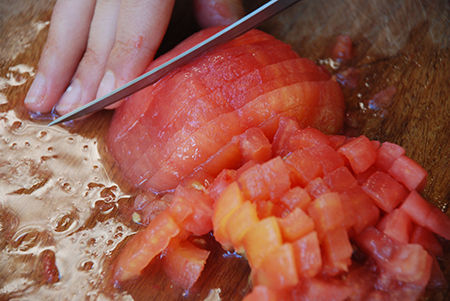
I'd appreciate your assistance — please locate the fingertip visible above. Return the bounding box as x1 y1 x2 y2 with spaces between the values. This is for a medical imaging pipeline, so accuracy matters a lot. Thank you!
55 78 82 115
24 72 53 113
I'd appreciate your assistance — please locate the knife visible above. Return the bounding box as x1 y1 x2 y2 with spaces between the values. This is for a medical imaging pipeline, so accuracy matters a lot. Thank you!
48 0 302 126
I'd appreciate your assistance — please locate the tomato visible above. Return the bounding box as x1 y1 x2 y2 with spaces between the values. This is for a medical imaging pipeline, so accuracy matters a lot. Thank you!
206 169 236 201
330 35 353 62
277 207 314 242
307 192 345 241
285 126 334 153
109 28 345 192
292 231 322 278
212 182 244 250
400 190 450 240
163 239 210 290
305 177 332 199
377 208 413 244
284 149 323 187
292 276 352 301
237 156 290 201
321 226 353 276
272 116 302 157
233 127 272 163
242 285 279 301
278 186 311 212
388 155 427 192
355 227 432 287
306 143 345 174
254 243 299 290
337 135 377 174
323 166 358 193
225 201 259 253
113 211 180 282
242 216 283 269
362 171 408 212
374 141 405 172
409 225 444 257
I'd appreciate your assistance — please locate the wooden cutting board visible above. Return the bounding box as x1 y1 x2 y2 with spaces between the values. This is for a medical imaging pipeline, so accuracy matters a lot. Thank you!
0 0 449 300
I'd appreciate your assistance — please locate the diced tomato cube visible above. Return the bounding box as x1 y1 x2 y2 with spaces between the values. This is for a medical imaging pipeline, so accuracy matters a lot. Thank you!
388 155 427 192
254 243 299 290
234 127 272 163
328 135 347 150
371 140 380 150
171 186 213 235
237 157 291 201
255 200 275 219
243 285 279 301
337 135 377 174
284 148 323 187
362 171 408 212
163 239 210 290
242 216 283 269
339 186 380 234
321 226 353 276
345 265 378 300
305 177 332 199
272 116 302 158
287 127 334 151
292 276 352 301
292 231 322 278
306 143 345 174
278 207 314 242
226 201 259 253
307 192 345 241
212 182 244 250
375 141 405 172
279 186 311 211
410 225 444 258
323 166 358 192
400 190 450 240
354 165 378 185
113 211 180 282
355 227 433 287
207 169 236 201
377 208 413 244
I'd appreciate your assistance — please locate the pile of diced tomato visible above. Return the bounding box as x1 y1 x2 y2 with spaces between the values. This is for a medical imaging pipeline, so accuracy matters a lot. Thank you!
112 116 449 300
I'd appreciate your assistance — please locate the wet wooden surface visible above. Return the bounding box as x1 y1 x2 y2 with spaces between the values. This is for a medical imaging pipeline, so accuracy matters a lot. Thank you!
0 0 449 300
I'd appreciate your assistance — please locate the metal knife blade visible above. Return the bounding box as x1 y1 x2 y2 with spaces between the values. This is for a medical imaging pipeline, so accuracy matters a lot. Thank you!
48 0 301 126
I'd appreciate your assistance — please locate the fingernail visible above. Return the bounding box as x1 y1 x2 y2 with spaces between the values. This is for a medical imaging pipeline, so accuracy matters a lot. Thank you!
96 70 115 99
56 78 82 113
24 72 46 105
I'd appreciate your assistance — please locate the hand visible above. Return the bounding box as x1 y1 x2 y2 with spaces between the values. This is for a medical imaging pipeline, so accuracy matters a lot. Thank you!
24 0 244 115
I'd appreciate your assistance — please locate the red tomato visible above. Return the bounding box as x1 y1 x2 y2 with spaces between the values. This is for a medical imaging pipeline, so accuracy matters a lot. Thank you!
206 169 236 201
284 148 324 187
242 216 283 269
409 225 444 257
321 226 353 276
388 155 427 192
242 285 279 301
234 127 272 163
225 201 259 253
272 116 302 157
277 207 314 242
109 29 345 192
374 141 405 172
278 186 311 212
362 171 408 212
163 239 210 290
323 166 358 193
254 243 299 290
305 177 332 199
292 231 322 278
377 208 413 244
337 135 377 174
400 190 450 240
307 192 345 241
113 211 180 282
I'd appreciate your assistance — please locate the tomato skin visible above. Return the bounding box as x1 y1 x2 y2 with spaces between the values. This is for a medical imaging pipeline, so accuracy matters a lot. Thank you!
163 239 210 290
362 171 408 212
388 155 427 192
113 211 180 283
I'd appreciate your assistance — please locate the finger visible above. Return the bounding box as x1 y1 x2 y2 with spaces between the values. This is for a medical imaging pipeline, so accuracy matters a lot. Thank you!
96 0 176 109
55 0 122 115
193 0 245 28
24 0 96 113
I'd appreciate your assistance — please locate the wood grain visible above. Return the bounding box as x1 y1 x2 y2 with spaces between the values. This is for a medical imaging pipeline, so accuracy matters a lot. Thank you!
0 0 449 300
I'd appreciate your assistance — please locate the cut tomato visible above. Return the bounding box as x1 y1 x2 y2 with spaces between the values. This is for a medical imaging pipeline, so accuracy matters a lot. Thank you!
278 207 314 242
243 285 279 301
337 135 377 174
225 201 259 253
307 192 345 241
323 166 358 193
163 239 210 290
292 231 322 278
234 127 272 164
272 116 302 158
306 143 345 174
254 243 299 290
377 208 413 244
374 141 405 172
242 216 283 269
409 225 444 257
388 155 427 192
206 169 236 201
284 148 323 187
400 190 450 240
321 226 353 276
362 171 408 212
278 186 311 211
305 177 332 199
113 211 180 282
